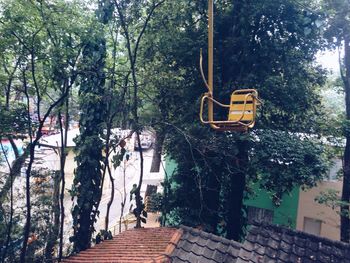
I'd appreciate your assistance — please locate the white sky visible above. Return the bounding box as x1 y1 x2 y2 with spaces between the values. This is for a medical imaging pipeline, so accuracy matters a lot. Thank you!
316 49 342 76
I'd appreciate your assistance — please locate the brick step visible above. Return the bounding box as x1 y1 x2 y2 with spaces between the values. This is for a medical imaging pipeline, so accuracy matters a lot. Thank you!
77 251 163 256
63 227 179 262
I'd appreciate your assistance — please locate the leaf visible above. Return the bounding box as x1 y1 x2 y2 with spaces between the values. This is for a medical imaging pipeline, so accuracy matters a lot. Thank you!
119 139 126 148
95 233 102 244
130 184 137 195
304 27 312 35
142 210 148 218
107 231 113 240
315 19 323 28
141 217 147 224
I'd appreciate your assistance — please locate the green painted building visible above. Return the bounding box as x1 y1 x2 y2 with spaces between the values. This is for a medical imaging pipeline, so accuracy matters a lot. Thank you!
165 157 300 228
244 183 300 228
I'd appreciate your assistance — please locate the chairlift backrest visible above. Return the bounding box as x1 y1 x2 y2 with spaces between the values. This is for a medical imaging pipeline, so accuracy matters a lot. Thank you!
228 89 257 124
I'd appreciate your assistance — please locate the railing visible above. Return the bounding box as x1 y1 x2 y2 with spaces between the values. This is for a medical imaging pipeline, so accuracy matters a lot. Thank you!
108 213 137 236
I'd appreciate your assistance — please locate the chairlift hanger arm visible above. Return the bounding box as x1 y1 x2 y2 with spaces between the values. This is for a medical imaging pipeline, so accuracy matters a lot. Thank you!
200 49 210 93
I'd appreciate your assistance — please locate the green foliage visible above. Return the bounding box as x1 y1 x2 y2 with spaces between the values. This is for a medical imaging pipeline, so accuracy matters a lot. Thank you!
0 102 28 139
321 0 350 242
130 184 148 224
140 0 329 240
112 148 126 169
70 4 110 252
322 0 350 47
0 0 95 259
150 192 163 212
0 0 340 254
315 189 350 217
94 229 113 245
250 130 328 203
25 169 58 262
0 169 58 262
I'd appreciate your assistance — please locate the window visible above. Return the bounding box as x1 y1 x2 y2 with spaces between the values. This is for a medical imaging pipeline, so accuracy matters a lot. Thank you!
326 158 342 181
247 206 274 224
303 217 322 235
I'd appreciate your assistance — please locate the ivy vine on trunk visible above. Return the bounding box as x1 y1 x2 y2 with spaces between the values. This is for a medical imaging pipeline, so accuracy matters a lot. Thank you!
70 0 113 252
70 33 107 252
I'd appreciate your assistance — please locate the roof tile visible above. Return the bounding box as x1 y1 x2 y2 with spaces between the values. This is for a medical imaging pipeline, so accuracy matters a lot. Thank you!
63 223 350 263
237 222 350 263
212 250 226 262
267 238 279 250
254 242 266 256
279 240 292 254
169 225 242 263
277 249 289 262
63 227 178 263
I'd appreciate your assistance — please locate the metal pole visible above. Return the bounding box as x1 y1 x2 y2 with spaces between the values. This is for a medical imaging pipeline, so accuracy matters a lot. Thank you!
208 0 219 129
208 0 213 97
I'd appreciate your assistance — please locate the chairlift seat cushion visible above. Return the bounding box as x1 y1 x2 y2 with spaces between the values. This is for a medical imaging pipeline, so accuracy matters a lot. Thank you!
228 90 257 123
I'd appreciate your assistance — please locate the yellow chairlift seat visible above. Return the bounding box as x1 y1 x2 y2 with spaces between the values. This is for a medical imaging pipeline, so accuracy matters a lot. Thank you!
199 0 261 132
200 89 260 132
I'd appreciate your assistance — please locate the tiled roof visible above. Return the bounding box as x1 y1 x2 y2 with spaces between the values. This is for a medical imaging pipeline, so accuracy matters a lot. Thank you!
63 223 350 263
168 225 242 263
63 227 178 263
236 222 350 263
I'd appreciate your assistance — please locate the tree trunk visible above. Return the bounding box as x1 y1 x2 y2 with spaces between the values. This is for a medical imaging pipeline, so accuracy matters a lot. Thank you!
119 164 127 233
0 142 14 263
105 165 114 231
58 99 69 261
217 138 248 241
0 152 27 204
114 0 165 228
341 35 350 243
44 171 60 261
20 142 36 263
20 63 69 260
203 158 221 233
135 131 144 228
1 138 25 262
150 129 165 173
341 140 350 242
1 66 21 261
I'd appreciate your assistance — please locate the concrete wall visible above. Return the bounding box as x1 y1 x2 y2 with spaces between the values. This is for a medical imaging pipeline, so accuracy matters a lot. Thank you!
34 146 76 193
296 180 341 241
63 149 76 193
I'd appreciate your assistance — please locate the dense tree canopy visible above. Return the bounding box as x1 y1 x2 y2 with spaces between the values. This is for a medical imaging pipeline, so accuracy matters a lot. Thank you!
322 0 350 242
139 0 329 240
0 0 347 261
0 0 95 260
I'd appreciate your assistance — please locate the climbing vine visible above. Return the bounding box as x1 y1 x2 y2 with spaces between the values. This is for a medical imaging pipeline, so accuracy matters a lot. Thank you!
70 0 114 252
70 30 106 252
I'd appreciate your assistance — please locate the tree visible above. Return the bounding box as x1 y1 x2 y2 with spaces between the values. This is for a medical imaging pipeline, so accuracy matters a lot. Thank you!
0 0 90 260
141 0 328 240
0 6 28 260
70 0 111 252
322 0 350 242
70 33 106 249
113 0 165 228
